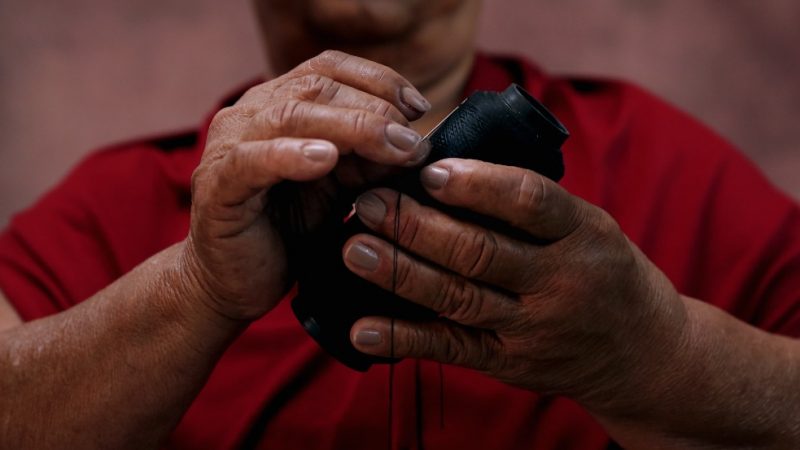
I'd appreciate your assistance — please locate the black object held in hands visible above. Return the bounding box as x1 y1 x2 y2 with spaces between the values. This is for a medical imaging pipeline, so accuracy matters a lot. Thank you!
291 84 569 371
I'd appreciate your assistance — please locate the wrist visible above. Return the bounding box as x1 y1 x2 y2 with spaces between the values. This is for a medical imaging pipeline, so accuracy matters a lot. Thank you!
578 259 691 418
585 292 707 448
166 240 249 342
593 295 800 449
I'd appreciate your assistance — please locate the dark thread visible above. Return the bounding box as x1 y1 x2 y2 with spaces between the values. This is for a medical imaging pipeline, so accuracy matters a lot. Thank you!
387 192 402 450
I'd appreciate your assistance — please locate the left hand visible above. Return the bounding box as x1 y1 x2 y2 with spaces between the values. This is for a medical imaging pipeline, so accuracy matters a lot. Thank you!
343 158 690 415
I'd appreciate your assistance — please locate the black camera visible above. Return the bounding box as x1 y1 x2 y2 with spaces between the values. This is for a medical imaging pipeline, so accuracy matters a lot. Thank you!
290 84 569 371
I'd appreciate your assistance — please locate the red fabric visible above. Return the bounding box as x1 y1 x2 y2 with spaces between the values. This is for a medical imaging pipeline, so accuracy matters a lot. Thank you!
1 53 799 450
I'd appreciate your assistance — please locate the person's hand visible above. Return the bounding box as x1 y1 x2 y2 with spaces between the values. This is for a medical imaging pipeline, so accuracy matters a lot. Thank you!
344 158 689 414
183 50 431 323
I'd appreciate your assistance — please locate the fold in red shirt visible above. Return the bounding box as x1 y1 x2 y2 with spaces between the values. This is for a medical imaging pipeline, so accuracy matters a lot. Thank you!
1 53 798 450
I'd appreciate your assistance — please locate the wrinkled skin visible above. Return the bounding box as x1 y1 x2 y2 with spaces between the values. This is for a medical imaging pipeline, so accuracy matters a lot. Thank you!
186 50 432 321
343 160 688 414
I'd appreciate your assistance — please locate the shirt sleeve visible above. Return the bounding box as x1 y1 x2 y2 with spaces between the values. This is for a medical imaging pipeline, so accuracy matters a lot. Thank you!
0 153 123 321
0 139 191 322
687 147 800 336
646 100 800 337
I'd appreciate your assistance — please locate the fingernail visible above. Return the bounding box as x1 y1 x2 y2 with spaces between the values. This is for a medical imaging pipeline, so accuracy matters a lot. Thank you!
345 242 379 271
421 166 449 190
302 142 333 161
386 123 422 153
355 329 383 346
405 139 431 167
400 86 431 113
356 193 386 226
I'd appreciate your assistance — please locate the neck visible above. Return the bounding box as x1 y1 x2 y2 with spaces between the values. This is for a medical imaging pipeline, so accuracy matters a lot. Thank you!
412 51 475 135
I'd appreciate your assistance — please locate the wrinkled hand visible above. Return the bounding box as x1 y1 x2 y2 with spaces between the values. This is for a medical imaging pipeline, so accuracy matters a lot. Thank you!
184 50 431 322
345 159 689 414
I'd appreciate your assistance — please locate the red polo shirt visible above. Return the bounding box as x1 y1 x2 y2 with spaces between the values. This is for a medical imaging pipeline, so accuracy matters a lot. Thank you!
1 53 798 450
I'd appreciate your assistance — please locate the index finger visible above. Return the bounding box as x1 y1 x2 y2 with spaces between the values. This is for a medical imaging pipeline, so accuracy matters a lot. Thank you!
291 50 431 118
420 159 587 241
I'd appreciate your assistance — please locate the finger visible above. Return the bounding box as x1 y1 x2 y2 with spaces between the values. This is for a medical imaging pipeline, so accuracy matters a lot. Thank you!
350 316 501 371
353 189 536 291
214 51 428 147
273 74 411 125
292 50 431 119
205 138 338 207
243 100 430 167
419 159 587 241
342 235 520 330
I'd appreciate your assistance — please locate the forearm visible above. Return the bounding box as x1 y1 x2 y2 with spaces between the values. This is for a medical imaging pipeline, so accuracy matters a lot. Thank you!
594 296 800 449
0 242 245 449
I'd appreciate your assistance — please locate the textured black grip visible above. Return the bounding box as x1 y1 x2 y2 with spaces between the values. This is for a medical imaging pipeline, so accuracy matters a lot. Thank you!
428 101 491 160
426 88 566 179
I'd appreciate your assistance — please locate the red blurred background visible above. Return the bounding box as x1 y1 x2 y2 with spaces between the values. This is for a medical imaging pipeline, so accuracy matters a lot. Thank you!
1 0 798 225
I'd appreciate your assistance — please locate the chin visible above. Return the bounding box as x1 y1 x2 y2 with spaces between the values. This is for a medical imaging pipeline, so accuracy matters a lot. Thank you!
305 0 421 41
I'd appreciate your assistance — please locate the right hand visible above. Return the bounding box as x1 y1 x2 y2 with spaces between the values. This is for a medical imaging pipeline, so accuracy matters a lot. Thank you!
182 50 431 322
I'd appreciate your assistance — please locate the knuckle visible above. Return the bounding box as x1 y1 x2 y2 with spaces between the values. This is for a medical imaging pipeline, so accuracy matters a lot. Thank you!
439 328 469 365
292 74 341 102
293 74 324 95
366 61 401 86
449 230 498 279
514 171 547 218
310 49 347 72
400 324 497 370
210 105 264 142
372 66 390 82
263 100 304 133
394 255 416 294
207 106 240 139
560 200 588 238
211 105 236 123
373 100 404 123
396 205 423 248
435 277 484 324
400 326 429 358
349 109 370 135
354 60 385 81
238 103 262 119
589 207 620 237
570 205 618 253
373 100 392 117
319 49 345 62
